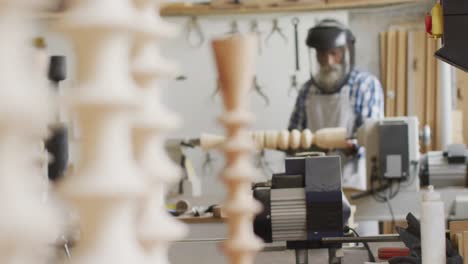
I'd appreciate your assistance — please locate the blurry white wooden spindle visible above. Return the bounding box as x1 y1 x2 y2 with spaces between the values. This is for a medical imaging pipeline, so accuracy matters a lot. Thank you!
132 1 187 264
56 1 148 264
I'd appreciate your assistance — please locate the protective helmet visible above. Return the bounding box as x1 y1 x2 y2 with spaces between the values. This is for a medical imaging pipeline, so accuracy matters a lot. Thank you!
306 19 355 49
305 19 356 93
306 19 356 68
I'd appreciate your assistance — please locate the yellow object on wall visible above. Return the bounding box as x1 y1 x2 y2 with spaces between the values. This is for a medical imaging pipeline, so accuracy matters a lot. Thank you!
431 2 443 39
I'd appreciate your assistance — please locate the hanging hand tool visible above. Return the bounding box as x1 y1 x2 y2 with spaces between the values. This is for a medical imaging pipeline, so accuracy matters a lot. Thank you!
251 76 269 106
265 18 288 46
290 17 300 96
227 20 239 35
185 16 204 48
250 20 262 54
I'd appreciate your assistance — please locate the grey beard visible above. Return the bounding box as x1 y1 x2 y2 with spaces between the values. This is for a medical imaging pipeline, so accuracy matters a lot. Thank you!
315 64 346 93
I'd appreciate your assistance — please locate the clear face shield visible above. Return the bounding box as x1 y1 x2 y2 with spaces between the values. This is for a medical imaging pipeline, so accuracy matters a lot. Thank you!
307 45 351 93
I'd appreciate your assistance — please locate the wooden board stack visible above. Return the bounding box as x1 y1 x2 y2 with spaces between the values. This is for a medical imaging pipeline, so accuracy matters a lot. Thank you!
0 1 61 263
212 34 264 264
380 25 444 151
131 0 188 263
56 1 150 264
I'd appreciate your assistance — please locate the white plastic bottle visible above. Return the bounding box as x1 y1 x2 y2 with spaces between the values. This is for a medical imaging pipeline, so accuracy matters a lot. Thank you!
421 185 446 264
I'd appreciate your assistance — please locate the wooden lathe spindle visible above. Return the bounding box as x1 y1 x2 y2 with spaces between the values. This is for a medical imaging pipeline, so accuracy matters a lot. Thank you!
56 1 148 264
132 1 187 263
212 34 263 264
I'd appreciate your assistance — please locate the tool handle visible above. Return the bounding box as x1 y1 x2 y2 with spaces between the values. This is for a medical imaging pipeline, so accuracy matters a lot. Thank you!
293 18 300 71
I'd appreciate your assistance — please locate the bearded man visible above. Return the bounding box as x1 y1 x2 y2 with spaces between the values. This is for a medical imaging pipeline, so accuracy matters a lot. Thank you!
288 19 384 190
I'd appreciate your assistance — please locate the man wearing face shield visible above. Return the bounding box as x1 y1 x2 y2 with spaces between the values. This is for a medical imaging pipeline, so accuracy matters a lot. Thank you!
288 19 384 191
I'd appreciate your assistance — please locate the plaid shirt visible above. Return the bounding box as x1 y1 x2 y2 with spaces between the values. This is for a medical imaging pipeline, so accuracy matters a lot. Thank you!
288 69 384 134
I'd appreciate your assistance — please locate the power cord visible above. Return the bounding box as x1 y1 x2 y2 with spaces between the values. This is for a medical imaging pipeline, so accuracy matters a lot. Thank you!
344 226 376 262
350 156 404 232
385 191 396 228
351 158 403 203
371 180 398 228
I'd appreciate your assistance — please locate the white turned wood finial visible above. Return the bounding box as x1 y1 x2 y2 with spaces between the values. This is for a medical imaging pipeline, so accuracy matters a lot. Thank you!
132 1 187 264
212 33 263 264
56 2 150 264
